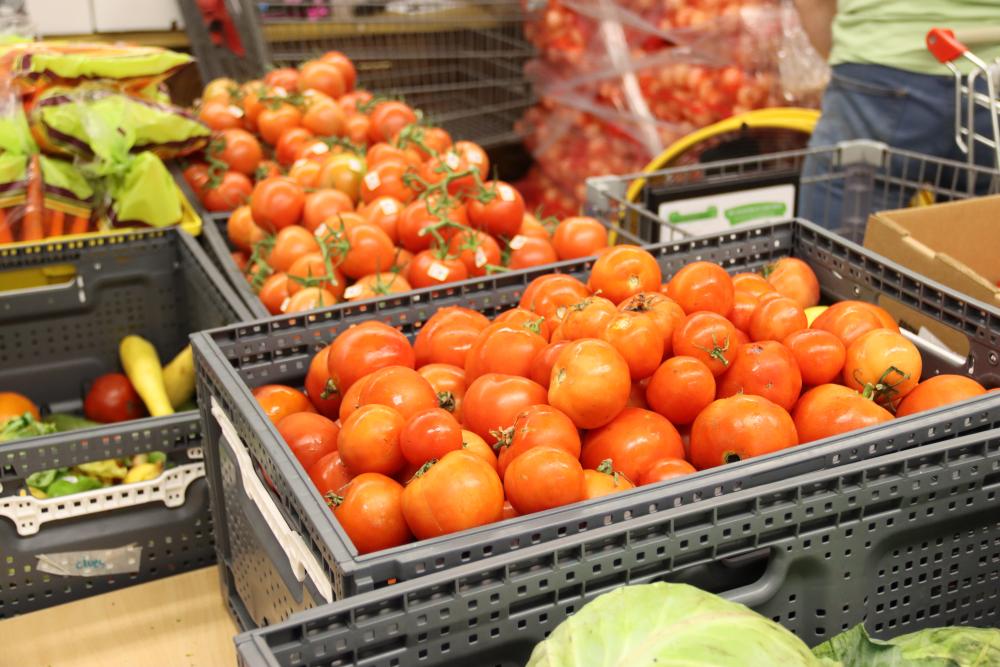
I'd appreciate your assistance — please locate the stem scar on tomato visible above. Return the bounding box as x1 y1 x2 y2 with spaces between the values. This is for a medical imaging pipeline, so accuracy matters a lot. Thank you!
723 451 741 464
437 390 456 412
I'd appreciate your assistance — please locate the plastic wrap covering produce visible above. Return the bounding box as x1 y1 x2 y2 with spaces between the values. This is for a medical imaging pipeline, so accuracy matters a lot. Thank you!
518 0 828 210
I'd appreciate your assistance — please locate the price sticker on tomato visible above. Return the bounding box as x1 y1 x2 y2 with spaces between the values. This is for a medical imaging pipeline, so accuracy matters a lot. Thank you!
427 261 451 282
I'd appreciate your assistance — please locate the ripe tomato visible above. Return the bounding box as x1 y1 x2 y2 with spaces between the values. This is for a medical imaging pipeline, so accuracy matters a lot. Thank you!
672 312 740 377
268 225 320 272
582 460 635 499
198 100 242 131
413 307 491 368
465 322 548 383
275 126 315 166
460 430 498 472
308 450 352 499
338 373 372 423
447 228 501 277
462 373 548 441
417 363 466 420
330 222 397 279
0 391 38 423
358 366 438 421
749 294 807 342
782 329 846 387
396 125 451 160
518 214 551 240
589 245 662 304
520 274 591 322
316 153 366 202
493 307 549 340
253 384 316 424
467 181 525 238
332 473 410 554
561 296 617 341
361 196 403 244
731 272 775 297
645 356 716 425
716 341 803 411
361 160 416 205
83 374 145 423
227 205 266 252
320 51 357 90
843 329 922 407
504 446 585 515
326 321 415 395
689 395 798 469
399 407 463 466
580 407 684 483
257 160 282 181
638 458 697 486
302 189 354 233
617 292 685 358
454 141 490 180
549 339 631 429
397 196 467 253
212 128 263 175
203 171 253 212
369 101 418 143
495 404 581 478
258 103 303 146
811 300 899 347
528 341 571 388
202 77 237 103
183 162 210 192
263 67 300 91
287 253 347 299
895 374 987 418
346 272 411 301
277 412 340 470
501 500 519 520
298 60 346 99
599 311 663 380
728 290 760 335
367 142 420 169
343 113 371 144
551 216 608 260
305 347 341 418
251 177 305 232
287 159 321 188
666 261 734 316
258 272 292 315
508 236 558 270
284 287 338 313
239 82 267 131
302 96 346 136
792 384 894 443
338 403 406 475
765 257 820 309
402 450 504 540
407 250 469 288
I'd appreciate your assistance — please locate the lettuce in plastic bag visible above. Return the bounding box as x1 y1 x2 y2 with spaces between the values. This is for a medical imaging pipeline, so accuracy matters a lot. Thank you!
525 583 837 667
813 623 1000 666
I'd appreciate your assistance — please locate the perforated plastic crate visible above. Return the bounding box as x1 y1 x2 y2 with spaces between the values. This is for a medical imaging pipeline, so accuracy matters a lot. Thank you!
191 218 1000 630
235 426 1000 665
0 229 254 617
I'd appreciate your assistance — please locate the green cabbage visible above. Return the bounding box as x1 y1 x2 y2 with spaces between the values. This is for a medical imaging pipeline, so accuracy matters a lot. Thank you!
525 583 837 667
813 624 1000 666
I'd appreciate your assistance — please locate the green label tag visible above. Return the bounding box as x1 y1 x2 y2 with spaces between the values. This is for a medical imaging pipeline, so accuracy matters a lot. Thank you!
724 202 787 225
668 206 718 224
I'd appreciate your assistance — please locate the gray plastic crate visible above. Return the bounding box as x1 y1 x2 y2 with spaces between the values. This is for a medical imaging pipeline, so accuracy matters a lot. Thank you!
0 229 254 617
588 139 1000 244
192 218 1000 630
235 426 1000 665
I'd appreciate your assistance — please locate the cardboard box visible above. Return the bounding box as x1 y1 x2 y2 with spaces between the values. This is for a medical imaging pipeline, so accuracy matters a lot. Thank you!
864 194 1000 356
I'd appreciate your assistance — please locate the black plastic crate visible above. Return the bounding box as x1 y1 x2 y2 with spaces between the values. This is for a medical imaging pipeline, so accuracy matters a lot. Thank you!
235 426 1000 665
191 218 1000 630
0 229 254 617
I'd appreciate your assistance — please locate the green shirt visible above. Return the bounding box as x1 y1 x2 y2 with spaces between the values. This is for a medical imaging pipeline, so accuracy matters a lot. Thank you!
830 0 1000 75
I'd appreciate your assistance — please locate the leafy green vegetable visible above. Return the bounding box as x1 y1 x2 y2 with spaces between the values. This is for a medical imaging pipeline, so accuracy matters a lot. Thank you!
147 451 167 465
43 413 102 432
814 624 1000 666
45 474 104 498
0 413 57 442
26 468 64 490
526 583 837 667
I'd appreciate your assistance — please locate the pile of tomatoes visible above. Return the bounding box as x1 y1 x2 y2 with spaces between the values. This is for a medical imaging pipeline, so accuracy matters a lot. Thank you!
249 246 990 555
181 51 611 315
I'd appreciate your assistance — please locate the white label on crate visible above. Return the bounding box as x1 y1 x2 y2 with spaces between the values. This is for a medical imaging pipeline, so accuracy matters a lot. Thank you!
344 284 365 299
657 185 796 236
498 185 517 202
509 235 527 250
364 171 381 190
36 544 142 577
428 262 450 282
474 247 488 268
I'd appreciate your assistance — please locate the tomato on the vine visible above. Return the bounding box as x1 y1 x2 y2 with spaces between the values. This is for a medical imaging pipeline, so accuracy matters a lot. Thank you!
406 250 469 288
467 181 525 238
447 228 501 277
369 101 419 144
507 236 558 269
202 171 253 212
212 128 263 176
250 177 306 232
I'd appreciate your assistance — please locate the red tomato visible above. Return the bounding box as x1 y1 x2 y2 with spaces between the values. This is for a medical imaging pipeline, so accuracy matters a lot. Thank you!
361 196 404 244
716 341 803 411
462 373 548 442
399 407 463 466
843 329 922 408
308 450 352 499
811 301 899 347
460 429 497 472
528 341 571 388
199 100 242 131
895 374 987 417
580 407 684 483
258 272 292 315
548 339 631 429
638 458 697 486
320 51 357 90
749 294 807 342
397 196 467 253
360 160 416 205
326 321 415 395
263 67 300 91
283 287 338 313
552 216 608 260
561 296 617 341
258 103 303 146
333 473 411 554
495 404 581 478
302 96 346 136
298 60 346 99
582 461 635 499
507 236 559 270
666 261 734 317
645 356 716 425
689 394 798 469
253 384 316 424
339 373 372 423
672 312 740 377
402 449 504 539
728 290 759 335
792 384 894 443
267 225 320 272
731 272 775 297
465 322 548 383
328 221 398 280
618 292 686 358
782 329 846 387
302 189 354 233
588 245 662 304
227 205 266 252
765 257 820 309
369 101 418 144
203 171 253 212
212 128 263 176
358 366 438 421
275 126 315 166
287 253 347 299
305 347 342 418
447 228 501 277
504 446 585 515
277 412 340 470
519 274 591 322
493 308 550 340
467 181 525 238
251 177 305 232
83 373 146 423
417 363 467 421
599 311 663 380
338 403 406 475
414 307 491 368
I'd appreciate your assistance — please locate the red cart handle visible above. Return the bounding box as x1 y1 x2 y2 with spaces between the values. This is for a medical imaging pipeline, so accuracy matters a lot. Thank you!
927 28 967 63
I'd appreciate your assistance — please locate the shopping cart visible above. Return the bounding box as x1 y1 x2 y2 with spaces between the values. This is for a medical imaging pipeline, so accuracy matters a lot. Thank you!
927 27 1000 170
